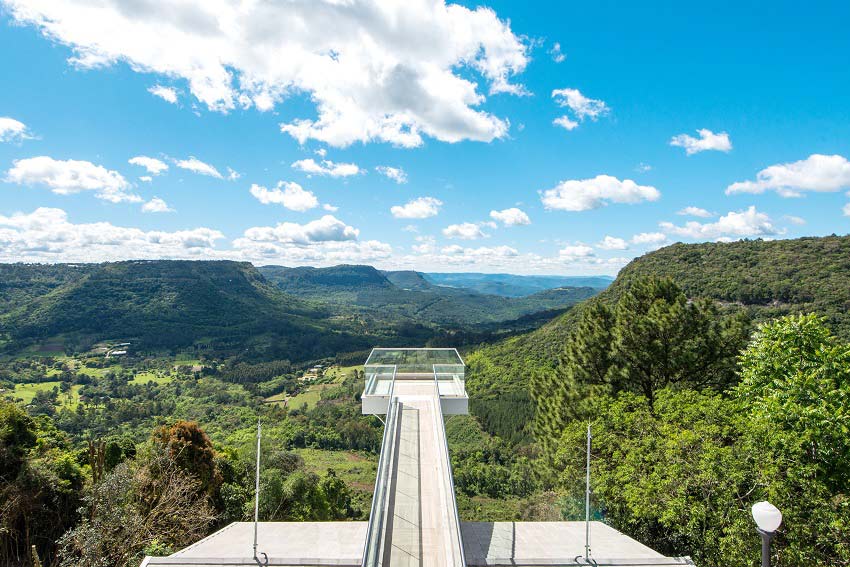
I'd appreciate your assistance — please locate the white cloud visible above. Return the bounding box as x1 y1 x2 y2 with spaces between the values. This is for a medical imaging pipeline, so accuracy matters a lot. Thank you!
442 222 488 240
552 88 609 121
5 156 140 203
548 42 566 63
391 197 443 219
553 116 579 131
670 129 732 155
631 232 668 246
141 197 174 213
375 166 408 184
0 207 223 262
635 162 652 173
441 244 519 258
174 156 223 179
128 155 168 175
236 215 359 245
726 154 850 197
249 182 319 212
597 236 628 250
676 206 713 218
559 244 595 259
5 0 528 147
323 204 339 212
783 215 806 225
314 148 327 158
660 206 781 240
292 158 362 178
0 117 33 142
540 175 660 211
490 207 530 226
412 236 435 254
148 85 178 104
843 203 850 217
226 167 240 181
139 175 152 183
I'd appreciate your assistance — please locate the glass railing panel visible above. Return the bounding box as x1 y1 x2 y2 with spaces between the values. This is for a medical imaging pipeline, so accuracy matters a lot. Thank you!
433 364 466 397
361 395 400 567
364 365 396 396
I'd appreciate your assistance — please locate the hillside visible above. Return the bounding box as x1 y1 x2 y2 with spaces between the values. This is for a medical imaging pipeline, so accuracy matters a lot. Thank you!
422 272 613 297
0 261 409 359
465 234 850 441
258 264 599 328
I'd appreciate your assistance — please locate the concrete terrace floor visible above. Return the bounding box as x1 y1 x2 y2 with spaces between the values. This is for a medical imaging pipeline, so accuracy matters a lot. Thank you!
141 521 693 566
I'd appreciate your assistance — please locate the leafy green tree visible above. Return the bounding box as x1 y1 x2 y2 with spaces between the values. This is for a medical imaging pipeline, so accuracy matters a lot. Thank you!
735 314 850 565
534 277 749 453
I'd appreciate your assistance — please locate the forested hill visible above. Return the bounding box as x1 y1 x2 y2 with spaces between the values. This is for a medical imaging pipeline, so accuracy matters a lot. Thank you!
466 234 850 440
0 261 599 360
0 261 389 359
258 264 599 327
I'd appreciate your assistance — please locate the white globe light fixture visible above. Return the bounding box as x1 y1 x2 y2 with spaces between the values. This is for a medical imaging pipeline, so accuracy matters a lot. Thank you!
751 501 782 567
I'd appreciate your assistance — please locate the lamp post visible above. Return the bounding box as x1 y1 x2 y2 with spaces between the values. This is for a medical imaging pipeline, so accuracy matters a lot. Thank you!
751 501 782 567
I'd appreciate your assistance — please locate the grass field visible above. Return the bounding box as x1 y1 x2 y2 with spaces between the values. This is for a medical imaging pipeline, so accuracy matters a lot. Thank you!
295 447 377 516
265 364 361 409
129 371 173 385
12 382 82 408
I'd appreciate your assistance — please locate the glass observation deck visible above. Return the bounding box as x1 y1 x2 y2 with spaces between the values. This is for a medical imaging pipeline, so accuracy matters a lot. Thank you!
361 347 468 414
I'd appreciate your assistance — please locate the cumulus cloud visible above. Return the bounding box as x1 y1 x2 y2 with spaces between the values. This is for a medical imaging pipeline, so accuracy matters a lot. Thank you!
226 167 240 181
375 166 408 184
552 116 579 131
141 197 174 213
540 175 660 211
551 88 609 130
676 206 713 218
128 155 168 175
490 207 530 226
631 232 668 246
249 181 319 212
559 244 595 260
670 129 732 155
147 85 178 104
174 156 223 179
391 197 443 219
0 207 223 262
139 176 152 183
5 0 528 147
660 206 781 240
548 42 566 63
442 222 488 240
596 236 628 250
323 204 339 212
237 215 358 245
292 158 362 178
0 117 33 142
635 162 652 173
783 215 806 225
726 154 850 197
843 203 850 217
5 156 140 203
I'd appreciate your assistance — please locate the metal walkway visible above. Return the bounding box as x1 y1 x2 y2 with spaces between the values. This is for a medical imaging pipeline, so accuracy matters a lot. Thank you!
362 379 466 567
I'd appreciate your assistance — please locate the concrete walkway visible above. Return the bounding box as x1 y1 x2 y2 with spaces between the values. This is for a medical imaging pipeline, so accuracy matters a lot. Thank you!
382 380 464 567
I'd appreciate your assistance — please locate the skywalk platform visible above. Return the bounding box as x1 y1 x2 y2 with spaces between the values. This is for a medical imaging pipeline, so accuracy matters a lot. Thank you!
141 347 693 567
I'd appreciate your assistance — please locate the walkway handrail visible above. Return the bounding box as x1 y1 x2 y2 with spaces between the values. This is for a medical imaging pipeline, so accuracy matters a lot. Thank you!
433 365 468 567
361 366 398 567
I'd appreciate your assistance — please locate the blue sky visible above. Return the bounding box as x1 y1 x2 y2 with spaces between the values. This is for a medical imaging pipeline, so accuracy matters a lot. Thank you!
1 0 849 274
